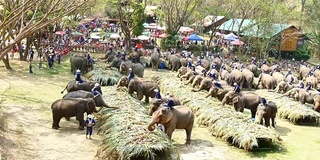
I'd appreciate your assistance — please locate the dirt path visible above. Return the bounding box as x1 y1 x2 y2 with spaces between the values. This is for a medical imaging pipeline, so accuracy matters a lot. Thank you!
0 74 100 160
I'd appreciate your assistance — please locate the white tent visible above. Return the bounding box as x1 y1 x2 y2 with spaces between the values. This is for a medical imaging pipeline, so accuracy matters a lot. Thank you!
110 33 121 39
138 35 149 40
223 33 238 41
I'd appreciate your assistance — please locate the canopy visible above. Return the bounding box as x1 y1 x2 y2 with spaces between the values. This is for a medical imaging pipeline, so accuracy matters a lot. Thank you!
230 40 245 46
224 33 238 41
110 33 121 39
159 33 167 38
138 35 149 40
179 27 194 32
55 31 65 35
187 34 204 41
143 23 149 26
91 35 101 39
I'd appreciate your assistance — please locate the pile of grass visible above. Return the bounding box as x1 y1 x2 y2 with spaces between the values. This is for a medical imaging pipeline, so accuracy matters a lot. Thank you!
255 90 320 124
95 86 179 160
151 75 282 151
85 63 123 86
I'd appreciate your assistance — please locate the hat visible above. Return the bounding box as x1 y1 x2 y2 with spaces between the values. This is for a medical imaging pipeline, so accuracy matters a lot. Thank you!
76 69 81 73
95 83 100 87
233 82 237 86
87 114 93 119
154 89 159 92
288 69 291 71
129 68 132 71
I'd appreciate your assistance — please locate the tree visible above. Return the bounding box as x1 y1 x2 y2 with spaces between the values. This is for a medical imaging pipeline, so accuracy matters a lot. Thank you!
154 0 203 49
0 0 89 69
109 0 147 50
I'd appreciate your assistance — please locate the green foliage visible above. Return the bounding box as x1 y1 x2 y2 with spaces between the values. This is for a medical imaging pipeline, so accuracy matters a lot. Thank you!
294 45 311 61
131 3 146 36
160 34 178 50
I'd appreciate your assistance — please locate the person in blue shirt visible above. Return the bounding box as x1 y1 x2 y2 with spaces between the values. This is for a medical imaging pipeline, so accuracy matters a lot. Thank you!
197 59 202 66
127 68 135 82
48 55 54 69
170 48 175 55
57 53 61 64
202 69 207 76
234 83 241 93
210 73 217 80
234 56 239 62
251 57 256 64
212 63 217 70
87 52 93 66
131 57 136 63
221 64 226 70
75 69 84 83
285 69 292 78
121 52 126 60
261 97 267 106
116 52 121 58
165 99 174 110
200 53 204 60
299 81 305 89
187 61 193 69
154 88 162 100
289 76 294 85
181 52 186 58
84 114 96 139
91 83 101 97
309 69 314 77
29 48 34 61
217 53 221 59
262 59 267 65
213 81 223 89
305 82 312 90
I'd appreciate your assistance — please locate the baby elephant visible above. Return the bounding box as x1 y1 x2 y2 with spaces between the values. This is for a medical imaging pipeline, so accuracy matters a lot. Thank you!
255 102 278 127
147 106 194 145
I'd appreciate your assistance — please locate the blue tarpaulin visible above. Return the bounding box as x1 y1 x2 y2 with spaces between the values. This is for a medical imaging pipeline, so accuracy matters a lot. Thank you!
187 34 204 41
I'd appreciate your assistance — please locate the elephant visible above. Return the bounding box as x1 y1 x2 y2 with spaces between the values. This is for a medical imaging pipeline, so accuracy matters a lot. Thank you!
128 78 160 103
62 90 118 109
220 70 232 85
294 89 319 105
105 54 116 63
148 96 181 116
313 95 320 112
198 59 211 71
314 69 320 81
72 53 86 58
105 58 122 70
205 84 233 101
184 74 197 85
165 54 181 72
119 61 145 78
305 76 318 88
221 91 262 118
128 51 142 63
258 73 275 90
247 64 260 77
273 80 294 93
285 74 298 84
299 65 311 80
61 80 102 94
230 69 244 89
191 77 213 92
191 75 205 88
51 98 101 130
177 66 189 78
269 65 281 73
241 68 254 90
150 52 160 71
147 106 194 145
261 64 270 73
282 88 300 99
271 72 284 86
180 58 188 67
70 56 92 74
212 57 222 70
255 102 278 127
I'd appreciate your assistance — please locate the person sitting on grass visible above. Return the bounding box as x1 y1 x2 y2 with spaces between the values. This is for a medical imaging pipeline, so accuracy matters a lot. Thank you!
75 69 84 83
84 114 96 139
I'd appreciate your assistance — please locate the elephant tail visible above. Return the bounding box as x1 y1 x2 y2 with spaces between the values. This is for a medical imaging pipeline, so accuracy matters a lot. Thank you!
60 84 68 94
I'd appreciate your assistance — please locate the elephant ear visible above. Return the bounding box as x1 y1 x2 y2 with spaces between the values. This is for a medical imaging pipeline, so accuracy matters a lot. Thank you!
232 95 239 104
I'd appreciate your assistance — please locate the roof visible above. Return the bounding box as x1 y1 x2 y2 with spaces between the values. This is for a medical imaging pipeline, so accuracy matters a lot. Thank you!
191 15 225 27
241 24 294 38
218 19 256 32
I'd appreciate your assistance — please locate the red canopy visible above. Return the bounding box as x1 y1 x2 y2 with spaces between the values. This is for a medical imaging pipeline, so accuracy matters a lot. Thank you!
231 40 245 46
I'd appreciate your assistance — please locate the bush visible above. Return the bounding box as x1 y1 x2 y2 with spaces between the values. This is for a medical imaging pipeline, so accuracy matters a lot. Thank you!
294 46 311 61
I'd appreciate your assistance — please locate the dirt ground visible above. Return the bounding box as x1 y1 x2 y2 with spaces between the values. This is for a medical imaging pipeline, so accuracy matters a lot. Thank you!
0 56 320 160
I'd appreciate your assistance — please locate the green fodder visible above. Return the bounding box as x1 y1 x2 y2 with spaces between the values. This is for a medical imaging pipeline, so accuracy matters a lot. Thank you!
255 90 320 124
152 75 282 151
85 66 123 86
95 86 179 160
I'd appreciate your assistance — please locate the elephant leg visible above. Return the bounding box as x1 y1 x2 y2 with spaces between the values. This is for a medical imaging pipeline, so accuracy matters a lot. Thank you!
264 117 270 127
76 115 85 130
52 114 62 129
145 96 150 103
165 127 175 141
271 117 276 127
185 121 194 145
156 62 159 71
251 109 257 119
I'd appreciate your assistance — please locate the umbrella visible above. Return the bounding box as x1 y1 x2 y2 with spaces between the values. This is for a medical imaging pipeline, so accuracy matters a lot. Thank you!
110 33 121 39
230 40 245 45
224 33 238 41
137 35 149 41
143 23 149 26
105 33 112 38
187 34 204 41
55 31 65 35
179 27 194 32
71 31 83 36
142 31 151 36
91 35 101 39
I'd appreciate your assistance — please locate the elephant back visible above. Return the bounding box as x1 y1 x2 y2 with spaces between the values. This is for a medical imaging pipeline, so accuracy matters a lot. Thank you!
131 63 145 78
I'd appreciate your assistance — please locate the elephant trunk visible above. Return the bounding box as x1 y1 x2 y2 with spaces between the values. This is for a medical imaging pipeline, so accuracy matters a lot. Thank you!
221 96 228 106
147 120 157 131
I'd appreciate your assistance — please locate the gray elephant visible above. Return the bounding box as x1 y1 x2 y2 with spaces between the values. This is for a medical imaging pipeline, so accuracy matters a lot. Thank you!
148 96 181 116
51 98 102 130
105 58 122 70
305 76 318 88
205 84 233 101
222 91 262 118
128 51 142 63
261 64 270 73
177 66 189 78
128 78 159 103
191 75 205 88
166 54 181 72
294 89 319 104
282 88 300 99
258 73 275 90
273 80 294 93
150 52 160 71
247 64 260 77
299 65 311 80
241 68 254 90
119 61 144 78
192 77 213 92
70 56 92 74
147 106 194 145
199 59 211 71
180 58 188 67
212 57 222 70
230 69 244 89
61 80 102 94
255 102 278 127
62 90 118 109
271 72 284 86
220 69 232 85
